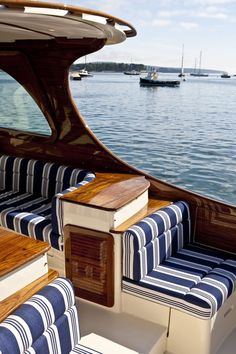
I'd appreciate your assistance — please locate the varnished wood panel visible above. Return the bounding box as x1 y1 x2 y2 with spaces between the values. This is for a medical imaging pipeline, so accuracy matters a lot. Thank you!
65 226 114 307
0 269 58 322
62 173 150 211
0 228 50 277
111 198 172 233
194 207 236 254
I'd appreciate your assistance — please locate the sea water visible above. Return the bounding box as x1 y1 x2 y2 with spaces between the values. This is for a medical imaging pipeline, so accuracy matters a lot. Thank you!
71 73 236 205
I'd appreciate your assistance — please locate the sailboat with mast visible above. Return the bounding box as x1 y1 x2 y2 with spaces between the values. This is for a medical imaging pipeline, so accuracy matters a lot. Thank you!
178 44 185 78
190 50 208 77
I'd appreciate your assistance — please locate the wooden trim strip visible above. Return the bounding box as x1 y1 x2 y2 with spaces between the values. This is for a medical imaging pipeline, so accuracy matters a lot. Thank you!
0 269 58 322
111 198 172 233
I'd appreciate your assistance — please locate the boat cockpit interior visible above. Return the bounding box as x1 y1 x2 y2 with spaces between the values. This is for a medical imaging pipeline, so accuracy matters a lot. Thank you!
0 1 236 354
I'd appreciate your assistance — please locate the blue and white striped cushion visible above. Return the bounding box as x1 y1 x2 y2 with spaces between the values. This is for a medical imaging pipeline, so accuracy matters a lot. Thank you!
0 155 95 198
51 172 95 236
0 278 79 354
123 251 236 319
123 201 191 280
0 155 95 249
71 344 102 354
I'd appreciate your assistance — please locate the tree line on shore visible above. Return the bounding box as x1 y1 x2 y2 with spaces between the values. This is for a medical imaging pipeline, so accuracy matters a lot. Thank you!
71 62 222 74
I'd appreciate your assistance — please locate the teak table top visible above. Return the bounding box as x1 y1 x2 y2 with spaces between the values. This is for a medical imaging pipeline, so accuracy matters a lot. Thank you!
62 173 150 211
0 228 50 277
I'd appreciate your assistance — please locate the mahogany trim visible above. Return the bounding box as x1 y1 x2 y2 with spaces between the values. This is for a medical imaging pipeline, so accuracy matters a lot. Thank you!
111 198 172 233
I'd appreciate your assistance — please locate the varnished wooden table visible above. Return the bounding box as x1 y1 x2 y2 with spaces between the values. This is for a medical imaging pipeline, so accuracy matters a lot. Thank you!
0 228 58 322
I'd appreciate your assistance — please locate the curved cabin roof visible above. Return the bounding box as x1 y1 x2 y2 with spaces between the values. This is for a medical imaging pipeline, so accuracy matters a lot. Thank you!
0 0 136 44
0 0 137 172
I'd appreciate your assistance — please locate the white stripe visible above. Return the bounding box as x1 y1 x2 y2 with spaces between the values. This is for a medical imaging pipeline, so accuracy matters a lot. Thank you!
0 315 33 352
0 155 8 189
158 210 171 231
131 225 147 249
25 348 36 354
154 265 201 284
28 215 49 238
189 288 217 315
142 274 190 294
25 294 55 328
44 324 62 354
165 230 172 259
178 248 223 263
64 306 80 347
26 160 37 194
167 204 182 224
49 279 74 309
167 256 212 273
202 277 228 303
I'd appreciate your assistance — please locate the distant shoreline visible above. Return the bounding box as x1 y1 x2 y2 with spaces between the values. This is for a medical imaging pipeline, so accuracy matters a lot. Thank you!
71 62 225 74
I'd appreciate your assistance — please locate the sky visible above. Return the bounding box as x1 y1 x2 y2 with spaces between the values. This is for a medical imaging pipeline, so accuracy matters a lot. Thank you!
54 0 236 73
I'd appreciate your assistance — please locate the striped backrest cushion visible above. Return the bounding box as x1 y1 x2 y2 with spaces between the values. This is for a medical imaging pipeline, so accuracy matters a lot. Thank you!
40 162 92 198
0 277 79 354
123 201 191 280
0 155 94 198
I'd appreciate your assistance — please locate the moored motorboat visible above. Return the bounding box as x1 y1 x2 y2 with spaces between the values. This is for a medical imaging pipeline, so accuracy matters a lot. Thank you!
0 2 235 354
140 72 180 87
70 71 82 80
221 72 231 78
124 69 140 75
78 68 93 77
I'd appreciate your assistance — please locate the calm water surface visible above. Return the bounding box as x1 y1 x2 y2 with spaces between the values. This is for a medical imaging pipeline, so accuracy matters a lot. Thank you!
71 73 236 205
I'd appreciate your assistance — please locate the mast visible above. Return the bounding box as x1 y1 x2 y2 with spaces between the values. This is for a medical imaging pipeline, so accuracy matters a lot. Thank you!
198 50 202 75
181 44 184 75
178 44 185 77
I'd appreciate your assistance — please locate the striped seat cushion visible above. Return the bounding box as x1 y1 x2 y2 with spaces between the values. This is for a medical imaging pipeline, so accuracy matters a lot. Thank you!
0 278 80 354
123 201 191 281
123 255 236 319
122 199 236 319
71 344 102 354
0 155 95 250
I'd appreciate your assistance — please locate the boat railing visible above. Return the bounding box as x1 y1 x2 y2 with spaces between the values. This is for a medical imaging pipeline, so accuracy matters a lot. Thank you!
1 0 137 38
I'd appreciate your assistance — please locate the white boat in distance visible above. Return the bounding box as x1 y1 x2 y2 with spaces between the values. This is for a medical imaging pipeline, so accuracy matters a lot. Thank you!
78 68 93 77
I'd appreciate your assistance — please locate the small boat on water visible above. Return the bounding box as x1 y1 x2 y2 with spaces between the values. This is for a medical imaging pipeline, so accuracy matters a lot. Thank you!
221 72 231 78
70 72 82 80
140 72 180 87
78 68 93 77
124 69 140 75
190 51 209 77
